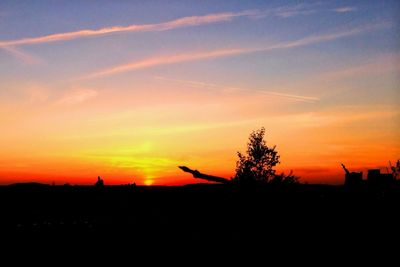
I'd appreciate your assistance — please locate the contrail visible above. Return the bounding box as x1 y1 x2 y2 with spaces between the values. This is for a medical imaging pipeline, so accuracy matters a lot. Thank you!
0 10 257 47
155 76 319 103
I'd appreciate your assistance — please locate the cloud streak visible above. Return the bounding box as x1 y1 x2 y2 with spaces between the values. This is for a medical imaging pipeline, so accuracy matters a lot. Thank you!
0 10 256 48
0 3 338 48
1 46 43 64
56 88 98 105
334 7 357 13
83 49 245 79
82 23 388 79
261 23 388 50
274 3 317 18
155 76 319 103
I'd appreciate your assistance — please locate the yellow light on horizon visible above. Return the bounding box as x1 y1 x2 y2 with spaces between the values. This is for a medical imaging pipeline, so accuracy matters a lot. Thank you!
144 179 153 186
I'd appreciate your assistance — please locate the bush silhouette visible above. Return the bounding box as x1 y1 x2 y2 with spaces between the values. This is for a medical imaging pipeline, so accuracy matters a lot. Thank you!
390 160 400 180
233 127 298 185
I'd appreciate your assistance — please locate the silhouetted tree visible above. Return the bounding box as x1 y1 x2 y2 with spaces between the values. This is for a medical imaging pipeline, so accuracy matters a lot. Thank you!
233 127 298 185
233 127 279 185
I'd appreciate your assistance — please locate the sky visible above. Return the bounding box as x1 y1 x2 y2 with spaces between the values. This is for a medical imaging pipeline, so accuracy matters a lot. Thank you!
0 0 399 185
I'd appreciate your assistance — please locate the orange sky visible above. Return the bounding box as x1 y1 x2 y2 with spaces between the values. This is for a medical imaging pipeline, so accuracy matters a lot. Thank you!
0 82 398 185
0 1 399 185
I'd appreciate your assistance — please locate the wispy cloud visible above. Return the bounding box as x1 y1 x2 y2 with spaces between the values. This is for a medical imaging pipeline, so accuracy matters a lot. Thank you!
276 9 316 18
0 10 256 48
1 46 43 64
155 76 319 103
0 3 327 48
250 3 317 19
82 23 388 79
333 7 357 13
56 88 98 105
82 49 245 79
274 3 317 18
264 23 387 50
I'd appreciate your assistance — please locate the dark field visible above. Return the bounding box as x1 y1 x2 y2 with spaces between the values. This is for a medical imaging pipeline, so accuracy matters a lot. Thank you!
1 183 400 255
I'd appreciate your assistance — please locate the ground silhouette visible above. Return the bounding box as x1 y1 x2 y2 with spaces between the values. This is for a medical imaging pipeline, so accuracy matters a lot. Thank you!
1 128 399 257
1 170 399 262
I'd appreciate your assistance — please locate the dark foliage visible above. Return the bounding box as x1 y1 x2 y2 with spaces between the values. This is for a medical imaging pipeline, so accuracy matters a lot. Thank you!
233 127 298 185
390 160 400 180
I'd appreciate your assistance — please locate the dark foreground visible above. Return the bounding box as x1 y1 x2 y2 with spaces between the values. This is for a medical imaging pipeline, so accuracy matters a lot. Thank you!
1 183 400 256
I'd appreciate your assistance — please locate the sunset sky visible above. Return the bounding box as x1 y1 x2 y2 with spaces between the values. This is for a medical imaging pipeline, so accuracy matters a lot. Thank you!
0 0 399 185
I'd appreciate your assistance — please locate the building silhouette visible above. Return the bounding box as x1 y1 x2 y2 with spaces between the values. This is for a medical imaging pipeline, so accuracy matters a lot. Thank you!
367 169 395 187
342 164 396 188
342 164 363 187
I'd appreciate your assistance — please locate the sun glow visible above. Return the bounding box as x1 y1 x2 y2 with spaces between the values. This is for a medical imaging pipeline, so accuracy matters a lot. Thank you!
144 179 154 186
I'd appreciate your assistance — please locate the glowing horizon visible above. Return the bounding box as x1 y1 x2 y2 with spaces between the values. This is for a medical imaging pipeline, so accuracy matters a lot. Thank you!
0 1 399 185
